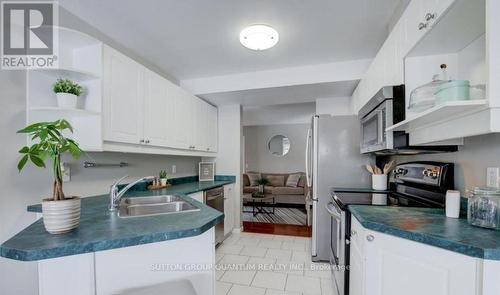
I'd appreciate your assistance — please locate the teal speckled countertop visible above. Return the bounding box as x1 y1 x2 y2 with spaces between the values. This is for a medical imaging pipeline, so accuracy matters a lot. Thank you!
349 205 500 260
0 179 234 261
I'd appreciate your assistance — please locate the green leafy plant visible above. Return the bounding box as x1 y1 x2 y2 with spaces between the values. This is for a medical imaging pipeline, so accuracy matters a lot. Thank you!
256 178 270 186
159 170 168 179
52 78 83 96
17 119 83 201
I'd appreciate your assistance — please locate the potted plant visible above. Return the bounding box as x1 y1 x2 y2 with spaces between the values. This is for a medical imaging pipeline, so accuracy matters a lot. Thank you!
17 119 83 234
53 78 83 109
159 170 168 186
256 178 269 195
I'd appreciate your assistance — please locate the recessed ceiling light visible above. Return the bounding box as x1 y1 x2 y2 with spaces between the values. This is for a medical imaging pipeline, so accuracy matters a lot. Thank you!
239 25 279 51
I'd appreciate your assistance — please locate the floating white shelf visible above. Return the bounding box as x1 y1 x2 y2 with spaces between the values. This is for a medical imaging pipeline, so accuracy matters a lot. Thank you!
31 67 100 81
29 106 101 116
386 99 488 132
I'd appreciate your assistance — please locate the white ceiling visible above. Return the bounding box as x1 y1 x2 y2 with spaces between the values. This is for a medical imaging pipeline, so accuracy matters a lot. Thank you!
60 0 405 80
201 80 358 106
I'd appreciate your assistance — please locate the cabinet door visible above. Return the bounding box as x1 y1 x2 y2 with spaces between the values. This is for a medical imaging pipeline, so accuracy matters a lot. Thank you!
364 229 481 295
103 46 144 144
223 184 234 236
143 70 176 148
192 99 206 151
207 104 218 153
402 0 427 56
173 88 194 150
349 217 366 295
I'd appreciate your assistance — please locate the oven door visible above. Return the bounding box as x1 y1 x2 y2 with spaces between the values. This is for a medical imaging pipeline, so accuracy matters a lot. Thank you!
326 201 345 295
360 100 393 154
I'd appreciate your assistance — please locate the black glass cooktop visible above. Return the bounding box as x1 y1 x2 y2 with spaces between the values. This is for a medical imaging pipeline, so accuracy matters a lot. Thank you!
331 190 443 210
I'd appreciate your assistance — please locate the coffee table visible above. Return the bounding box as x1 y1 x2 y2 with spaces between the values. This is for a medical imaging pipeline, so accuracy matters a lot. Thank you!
243 194 276 217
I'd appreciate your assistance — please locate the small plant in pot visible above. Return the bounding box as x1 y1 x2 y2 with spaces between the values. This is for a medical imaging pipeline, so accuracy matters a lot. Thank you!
159 170 168 186
17 119 83 234
255 178 270 196
53 78 83 109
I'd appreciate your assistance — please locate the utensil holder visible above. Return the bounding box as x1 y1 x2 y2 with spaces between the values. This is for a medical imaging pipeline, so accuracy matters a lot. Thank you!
372 174 387 190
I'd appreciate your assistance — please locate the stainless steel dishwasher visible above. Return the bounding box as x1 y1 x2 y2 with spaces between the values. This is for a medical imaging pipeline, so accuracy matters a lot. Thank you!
204 186 224 245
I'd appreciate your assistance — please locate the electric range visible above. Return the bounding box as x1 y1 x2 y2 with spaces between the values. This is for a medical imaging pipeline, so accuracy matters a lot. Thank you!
326 161 454 295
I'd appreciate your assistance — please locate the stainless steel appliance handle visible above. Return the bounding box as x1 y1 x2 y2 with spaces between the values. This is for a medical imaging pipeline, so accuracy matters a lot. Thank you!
305 128 311 187
326 202 342 262
206 194 224 201
377 110 384 144
326 202 342 220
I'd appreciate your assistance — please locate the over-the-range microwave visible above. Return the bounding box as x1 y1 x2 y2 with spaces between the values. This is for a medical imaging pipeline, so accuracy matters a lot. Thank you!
358 85 458 155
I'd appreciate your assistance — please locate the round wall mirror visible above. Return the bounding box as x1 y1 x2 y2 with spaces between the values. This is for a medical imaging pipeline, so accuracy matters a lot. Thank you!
268 135 291 157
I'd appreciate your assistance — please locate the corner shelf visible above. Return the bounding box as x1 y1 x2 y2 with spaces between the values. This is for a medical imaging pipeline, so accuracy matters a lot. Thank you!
31 68 100 82
386 99 488 132
29 107 101 116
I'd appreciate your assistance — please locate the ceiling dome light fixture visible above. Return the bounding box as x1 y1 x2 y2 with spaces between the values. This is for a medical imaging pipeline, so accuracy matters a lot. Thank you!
239 25 279 51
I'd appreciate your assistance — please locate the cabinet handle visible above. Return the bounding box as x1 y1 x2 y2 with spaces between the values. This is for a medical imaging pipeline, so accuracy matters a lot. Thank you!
366 234 375 242
425 12 436 22
418 22 427 31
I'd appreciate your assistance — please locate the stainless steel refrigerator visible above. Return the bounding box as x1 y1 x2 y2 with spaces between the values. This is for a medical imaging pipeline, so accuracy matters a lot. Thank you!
305 114 372 262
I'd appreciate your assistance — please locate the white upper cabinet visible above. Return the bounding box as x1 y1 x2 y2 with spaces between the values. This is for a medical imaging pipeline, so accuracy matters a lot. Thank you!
143 69 177 148
102 45 218 155
352 0 500 145
173 87 195 150
103 46 144 144
207 104 218 153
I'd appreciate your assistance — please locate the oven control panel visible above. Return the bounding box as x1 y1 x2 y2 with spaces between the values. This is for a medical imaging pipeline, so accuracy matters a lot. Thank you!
392 163 443 186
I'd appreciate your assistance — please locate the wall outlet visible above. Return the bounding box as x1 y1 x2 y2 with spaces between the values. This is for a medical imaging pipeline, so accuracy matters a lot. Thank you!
171 165 177 175
487 167 499 188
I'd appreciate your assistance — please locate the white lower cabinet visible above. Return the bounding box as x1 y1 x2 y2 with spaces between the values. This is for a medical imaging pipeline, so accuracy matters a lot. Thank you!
38 228 216 295
350 216 482 295
223 184 235 236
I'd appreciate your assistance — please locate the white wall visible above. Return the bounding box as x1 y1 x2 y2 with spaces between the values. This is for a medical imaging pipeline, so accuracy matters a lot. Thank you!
215 105 243 228
243 102 315 126
244 124 309 173
316 97 354 116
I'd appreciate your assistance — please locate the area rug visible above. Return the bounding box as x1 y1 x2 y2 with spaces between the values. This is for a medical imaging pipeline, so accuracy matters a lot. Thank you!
242 206 307 225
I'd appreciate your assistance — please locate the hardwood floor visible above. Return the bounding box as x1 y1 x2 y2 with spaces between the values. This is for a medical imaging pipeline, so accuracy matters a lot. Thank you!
243 221 312 237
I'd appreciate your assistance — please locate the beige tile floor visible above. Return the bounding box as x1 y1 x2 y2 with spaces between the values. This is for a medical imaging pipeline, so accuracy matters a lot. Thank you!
216 232 334 295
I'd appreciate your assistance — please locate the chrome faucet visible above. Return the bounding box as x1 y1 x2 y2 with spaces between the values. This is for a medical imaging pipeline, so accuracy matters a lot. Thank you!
109 175 155 211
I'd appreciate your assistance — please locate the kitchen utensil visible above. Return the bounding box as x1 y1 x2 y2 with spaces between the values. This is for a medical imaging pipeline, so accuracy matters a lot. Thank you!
468 187 500 229
366 164 375 175
383 160 395 175
445 190 461 218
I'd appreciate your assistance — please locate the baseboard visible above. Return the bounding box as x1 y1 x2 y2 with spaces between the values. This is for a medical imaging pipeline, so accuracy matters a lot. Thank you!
232 227 243 234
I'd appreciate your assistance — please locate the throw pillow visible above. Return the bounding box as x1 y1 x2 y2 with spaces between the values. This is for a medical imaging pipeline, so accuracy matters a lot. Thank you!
267 175 285 187
286 173 301 187
247 173 261 186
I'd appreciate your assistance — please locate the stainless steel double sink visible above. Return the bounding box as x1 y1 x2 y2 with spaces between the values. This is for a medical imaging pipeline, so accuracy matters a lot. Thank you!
118 195 200 218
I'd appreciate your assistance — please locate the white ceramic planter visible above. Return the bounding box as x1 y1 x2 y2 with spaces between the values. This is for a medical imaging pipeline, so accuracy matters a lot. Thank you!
42 197 81 234
160 178 168 186
56 93 78 109
372 174 388 190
